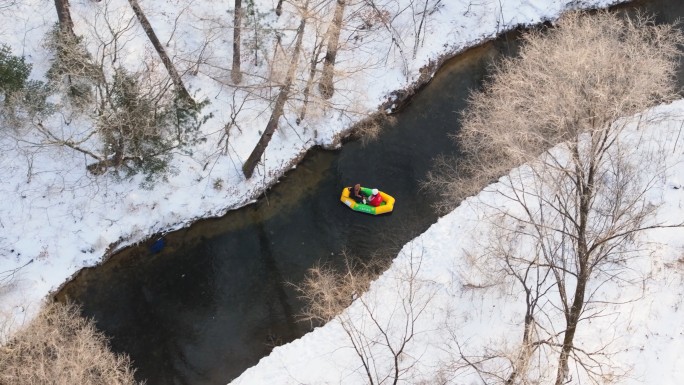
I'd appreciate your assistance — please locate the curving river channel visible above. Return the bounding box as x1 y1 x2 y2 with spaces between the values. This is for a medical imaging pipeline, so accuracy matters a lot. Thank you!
55 1 684 384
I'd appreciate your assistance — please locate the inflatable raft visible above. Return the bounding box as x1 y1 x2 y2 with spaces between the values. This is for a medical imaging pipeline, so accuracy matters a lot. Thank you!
340 186 395 215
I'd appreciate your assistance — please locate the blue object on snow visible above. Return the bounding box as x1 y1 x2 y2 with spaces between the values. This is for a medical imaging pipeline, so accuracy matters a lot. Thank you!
150 238 166 254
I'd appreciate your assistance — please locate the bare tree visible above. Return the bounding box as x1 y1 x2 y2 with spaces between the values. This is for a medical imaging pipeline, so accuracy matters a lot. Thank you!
318 0 347 99
452 215 574 384
360 0 410 78
295 248 436 385
411 0 442 59
231 0 243 84
127 0 194 103
427 11 684 211
242 0 310 179
299 29 325 123
53 0 76 37
426 10 684 384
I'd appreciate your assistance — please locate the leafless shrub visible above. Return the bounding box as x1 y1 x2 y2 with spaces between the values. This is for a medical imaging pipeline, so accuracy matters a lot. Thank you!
295 251 388 326
353 111 397 144
294 247 436 384
0 302 142 385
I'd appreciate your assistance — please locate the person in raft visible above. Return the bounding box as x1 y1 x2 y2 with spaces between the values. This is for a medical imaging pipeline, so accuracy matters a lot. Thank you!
368 188 383 207
349 184 365 203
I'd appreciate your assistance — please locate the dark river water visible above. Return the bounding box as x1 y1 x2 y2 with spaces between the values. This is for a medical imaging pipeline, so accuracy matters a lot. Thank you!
55 1 684 384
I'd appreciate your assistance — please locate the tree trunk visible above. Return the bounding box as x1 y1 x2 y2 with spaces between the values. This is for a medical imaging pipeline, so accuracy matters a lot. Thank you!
555 158 594 385
318 0 346 99
555 272 587 385
506 290 538 384
54 0 75 36
299 40 324 123
242 5 308 179
127 0 194 103
231 0 243 84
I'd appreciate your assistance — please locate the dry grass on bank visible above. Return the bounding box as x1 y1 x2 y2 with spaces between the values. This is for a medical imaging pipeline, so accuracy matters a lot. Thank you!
0 302 142 385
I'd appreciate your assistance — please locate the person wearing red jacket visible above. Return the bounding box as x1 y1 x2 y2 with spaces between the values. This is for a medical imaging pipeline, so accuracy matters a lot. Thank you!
368 188 383 207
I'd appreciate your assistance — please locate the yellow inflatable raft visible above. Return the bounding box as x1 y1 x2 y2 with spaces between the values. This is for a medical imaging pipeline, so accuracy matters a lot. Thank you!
340 186 395 215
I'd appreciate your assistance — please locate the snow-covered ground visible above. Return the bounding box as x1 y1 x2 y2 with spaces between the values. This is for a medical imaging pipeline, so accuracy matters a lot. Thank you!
9 0 683 383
